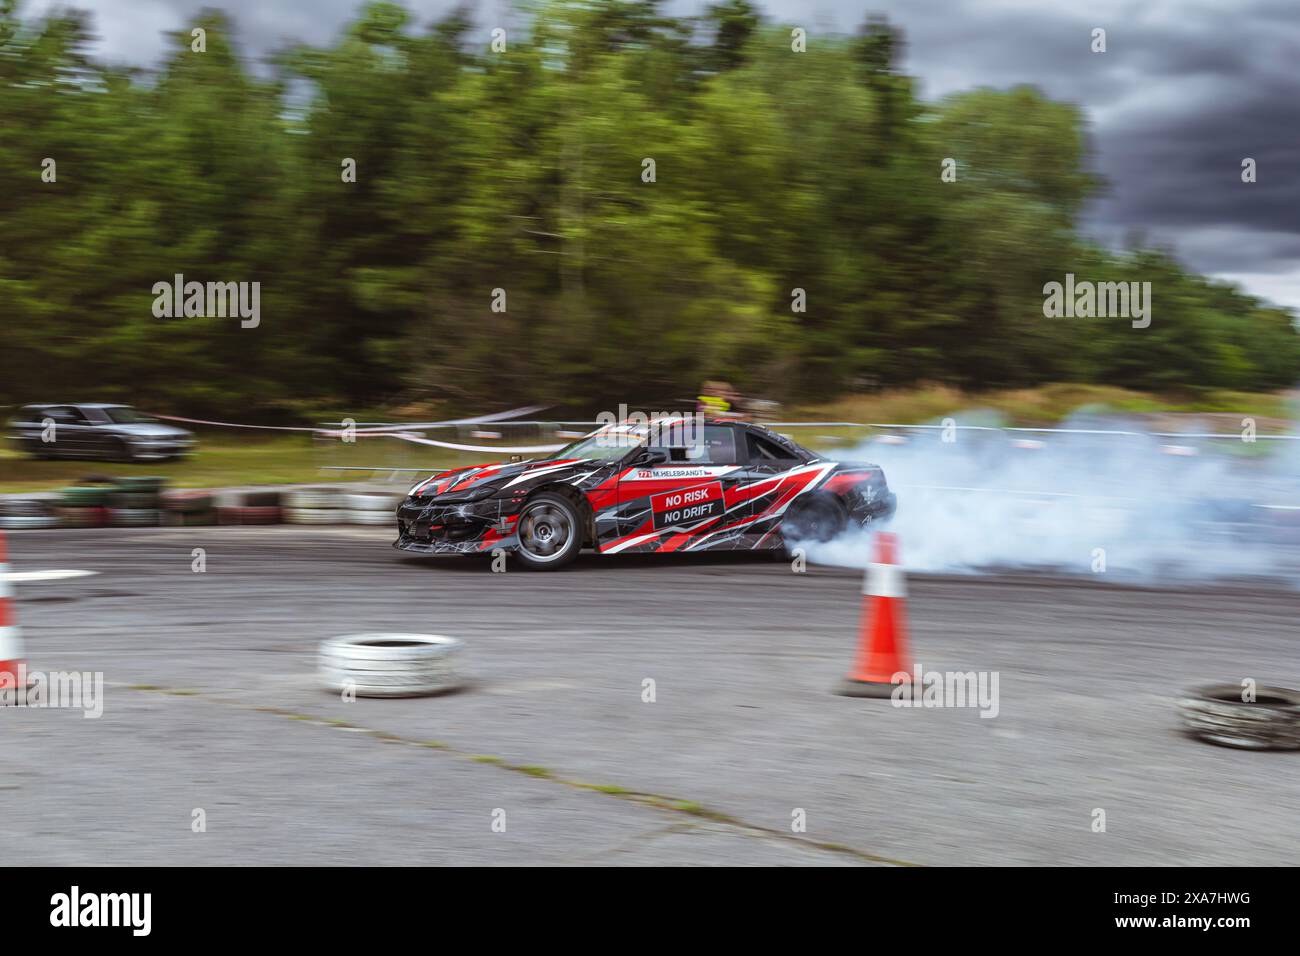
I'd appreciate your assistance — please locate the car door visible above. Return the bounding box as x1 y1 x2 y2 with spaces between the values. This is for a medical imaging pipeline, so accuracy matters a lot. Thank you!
69 406 110 458
42 406 85 457
79 406 121 458
607 424 751 553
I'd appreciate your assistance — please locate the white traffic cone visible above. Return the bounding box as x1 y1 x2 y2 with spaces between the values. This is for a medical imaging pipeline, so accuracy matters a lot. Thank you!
0 530 28 698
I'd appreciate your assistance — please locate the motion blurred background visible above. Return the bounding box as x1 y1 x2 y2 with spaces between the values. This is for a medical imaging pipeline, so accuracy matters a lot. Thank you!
2 0 1298 423
4 3 1300 870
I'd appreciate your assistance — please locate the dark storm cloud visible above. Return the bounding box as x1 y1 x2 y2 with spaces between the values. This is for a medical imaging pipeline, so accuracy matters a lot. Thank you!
28 0 1300 307
732 1 1300 302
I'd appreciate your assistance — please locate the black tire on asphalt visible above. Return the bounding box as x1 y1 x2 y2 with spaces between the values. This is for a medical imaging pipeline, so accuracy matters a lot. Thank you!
1178 683 1300 750
513 491 583 571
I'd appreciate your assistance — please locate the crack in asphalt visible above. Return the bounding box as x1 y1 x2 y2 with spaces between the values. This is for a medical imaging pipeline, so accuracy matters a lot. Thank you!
121 682 918 867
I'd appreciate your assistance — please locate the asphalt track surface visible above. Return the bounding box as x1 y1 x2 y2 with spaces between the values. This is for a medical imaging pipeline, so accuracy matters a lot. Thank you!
3 526 1299 866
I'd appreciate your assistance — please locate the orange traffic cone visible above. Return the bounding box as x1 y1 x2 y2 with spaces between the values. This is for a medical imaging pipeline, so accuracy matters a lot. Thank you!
0 530 27 699
836 531 913 698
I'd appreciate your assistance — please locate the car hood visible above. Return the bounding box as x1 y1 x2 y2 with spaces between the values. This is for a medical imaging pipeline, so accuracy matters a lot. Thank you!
410 458 595 497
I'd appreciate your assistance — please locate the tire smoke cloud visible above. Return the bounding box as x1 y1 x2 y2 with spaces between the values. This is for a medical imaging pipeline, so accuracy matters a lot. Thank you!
804 411 1300 584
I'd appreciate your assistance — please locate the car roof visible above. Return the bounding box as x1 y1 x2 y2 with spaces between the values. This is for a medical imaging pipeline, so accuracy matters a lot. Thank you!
699 418 809 453
22 402 129 409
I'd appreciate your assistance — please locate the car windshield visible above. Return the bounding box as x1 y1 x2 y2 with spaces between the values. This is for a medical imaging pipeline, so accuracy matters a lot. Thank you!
556 424 649 462
102 407 154 424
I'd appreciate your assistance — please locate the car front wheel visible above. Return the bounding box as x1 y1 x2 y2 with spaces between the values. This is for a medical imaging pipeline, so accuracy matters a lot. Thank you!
513 492 583 570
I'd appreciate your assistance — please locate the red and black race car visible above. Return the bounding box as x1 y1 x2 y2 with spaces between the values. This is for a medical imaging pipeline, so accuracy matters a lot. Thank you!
395 418 896 570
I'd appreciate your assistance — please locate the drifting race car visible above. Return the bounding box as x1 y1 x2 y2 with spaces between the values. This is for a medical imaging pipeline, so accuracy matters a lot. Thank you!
395 418 896 570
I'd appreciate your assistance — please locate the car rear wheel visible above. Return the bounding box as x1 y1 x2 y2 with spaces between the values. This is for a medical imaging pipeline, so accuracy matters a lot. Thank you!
514 492 582 570
782 495 846 545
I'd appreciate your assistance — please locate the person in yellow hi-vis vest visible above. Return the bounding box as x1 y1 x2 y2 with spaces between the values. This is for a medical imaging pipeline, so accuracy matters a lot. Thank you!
696 381 740 418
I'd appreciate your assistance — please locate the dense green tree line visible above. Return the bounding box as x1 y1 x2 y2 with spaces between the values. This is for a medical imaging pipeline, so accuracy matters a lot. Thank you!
1 0 1296 417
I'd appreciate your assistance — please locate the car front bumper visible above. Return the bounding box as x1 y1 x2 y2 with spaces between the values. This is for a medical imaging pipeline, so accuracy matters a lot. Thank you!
393 496 522 555
129 440 194 459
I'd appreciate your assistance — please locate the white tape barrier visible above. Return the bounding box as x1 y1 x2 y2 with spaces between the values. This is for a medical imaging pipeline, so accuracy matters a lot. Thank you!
144 409 570 455
774 422 1300 441
390 433 565 454
317 407 557 429
896 485 1300 513
147 408 1298 446
141 410 1299 464
150 404 554 437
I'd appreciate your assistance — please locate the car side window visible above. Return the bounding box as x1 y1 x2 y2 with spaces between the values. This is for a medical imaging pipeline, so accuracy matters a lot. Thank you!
746 431 799 462
44 407 78 424
659 425 738 465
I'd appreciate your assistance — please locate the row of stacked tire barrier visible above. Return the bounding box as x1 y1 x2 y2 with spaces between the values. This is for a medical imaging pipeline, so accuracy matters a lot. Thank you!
0 476 171 530
0 479 403 530
282 487 402 525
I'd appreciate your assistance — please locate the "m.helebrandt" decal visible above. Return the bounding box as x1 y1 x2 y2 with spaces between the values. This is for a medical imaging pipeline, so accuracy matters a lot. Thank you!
626 466 737 480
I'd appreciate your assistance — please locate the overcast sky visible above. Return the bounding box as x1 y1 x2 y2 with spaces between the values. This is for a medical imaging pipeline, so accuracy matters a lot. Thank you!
27 0 1300 312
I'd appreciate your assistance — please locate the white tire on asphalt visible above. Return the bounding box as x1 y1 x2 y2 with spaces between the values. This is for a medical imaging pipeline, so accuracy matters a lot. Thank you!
214 490 245 509
284 487 342 510
284 507 342 525
342 492 403 512
0 515 60 530
1 497 55 517
319 633 464 698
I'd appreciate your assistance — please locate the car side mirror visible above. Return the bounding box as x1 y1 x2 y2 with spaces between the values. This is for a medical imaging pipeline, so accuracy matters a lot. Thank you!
634 448 669 466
